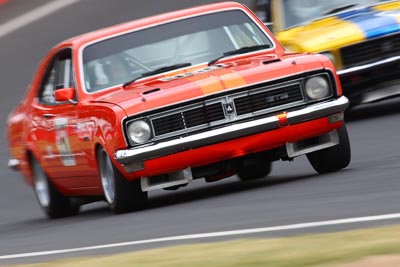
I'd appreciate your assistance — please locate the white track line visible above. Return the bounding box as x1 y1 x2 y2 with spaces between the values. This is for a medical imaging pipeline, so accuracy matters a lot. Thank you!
0 0 80 38
1 213 400 260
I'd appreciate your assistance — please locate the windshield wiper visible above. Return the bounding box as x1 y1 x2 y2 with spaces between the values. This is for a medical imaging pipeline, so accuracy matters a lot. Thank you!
208 44 271 66
123 62 191 87
322 4 357 16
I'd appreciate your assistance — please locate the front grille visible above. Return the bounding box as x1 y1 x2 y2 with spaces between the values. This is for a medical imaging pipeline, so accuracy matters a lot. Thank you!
152 103 225 136
234 84 303 115
125 73 335 144
148 81 306 138
341 33 400 68
183 103 225 128
152 113 185 136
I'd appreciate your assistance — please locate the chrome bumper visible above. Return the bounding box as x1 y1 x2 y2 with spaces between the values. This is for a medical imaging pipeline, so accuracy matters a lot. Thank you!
115 96 349 165
337 55 400 76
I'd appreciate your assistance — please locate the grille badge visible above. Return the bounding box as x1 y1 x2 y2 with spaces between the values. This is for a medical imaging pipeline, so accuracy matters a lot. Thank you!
266 92 289 103
224 103 235 115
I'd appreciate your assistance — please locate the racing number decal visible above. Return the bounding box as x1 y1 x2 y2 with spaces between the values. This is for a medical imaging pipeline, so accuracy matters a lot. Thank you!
55 118 76 166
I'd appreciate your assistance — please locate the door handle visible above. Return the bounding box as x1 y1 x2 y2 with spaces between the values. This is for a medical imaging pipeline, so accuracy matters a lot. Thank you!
42 114 56 119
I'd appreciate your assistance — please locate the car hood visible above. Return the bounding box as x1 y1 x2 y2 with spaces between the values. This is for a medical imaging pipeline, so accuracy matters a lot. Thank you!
277 4 400 52
93 53 327 116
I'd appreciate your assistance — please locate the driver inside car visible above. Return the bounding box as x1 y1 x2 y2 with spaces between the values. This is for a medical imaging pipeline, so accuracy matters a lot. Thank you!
87 55 131 90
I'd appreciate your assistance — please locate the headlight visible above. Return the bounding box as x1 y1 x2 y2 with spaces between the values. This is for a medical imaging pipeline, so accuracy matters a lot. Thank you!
304 76 331 100
127 119 152 144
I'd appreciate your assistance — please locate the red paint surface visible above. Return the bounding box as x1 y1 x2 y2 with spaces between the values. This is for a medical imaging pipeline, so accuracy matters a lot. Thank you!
6 2 345 197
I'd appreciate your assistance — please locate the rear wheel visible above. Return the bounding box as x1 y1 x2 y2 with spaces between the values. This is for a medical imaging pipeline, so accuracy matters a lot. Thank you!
31 157 79 219
307 123 351 174
238 161 272 181
98 147 147 214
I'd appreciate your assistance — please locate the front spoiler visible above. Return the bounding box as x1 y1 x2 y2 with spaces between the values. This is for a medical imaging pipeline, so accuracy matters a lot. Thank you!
114 96 349 165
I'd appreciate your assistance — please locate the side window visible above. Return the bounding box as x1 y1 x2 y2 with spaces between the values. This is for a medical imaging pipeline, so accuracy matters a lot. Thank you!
41 66 57 103
56 58 74 89
39 49 74 104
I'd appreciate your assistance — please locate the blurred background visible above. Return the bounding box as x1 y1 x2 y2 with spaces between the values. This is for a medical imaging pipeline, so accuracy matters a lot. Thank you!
0 0 399 265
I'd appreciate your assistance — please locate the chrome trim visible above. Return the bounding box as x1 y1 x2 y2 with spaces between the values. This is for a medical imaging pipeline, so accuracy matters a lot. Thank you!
337 55 400 76
286 97 348 124
115 96 349 165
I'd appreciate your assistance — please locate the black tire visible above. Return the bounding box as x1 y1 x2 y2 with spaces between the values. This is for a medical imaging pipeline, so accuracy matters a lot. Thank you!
307 123 351 174
31 156 79 219
238 161 272 181
97 147 147 214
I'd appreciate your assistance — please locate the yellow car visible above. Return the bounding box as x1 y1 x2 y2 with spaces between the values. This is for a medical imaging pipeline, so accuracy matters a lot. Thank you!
257 0 400 105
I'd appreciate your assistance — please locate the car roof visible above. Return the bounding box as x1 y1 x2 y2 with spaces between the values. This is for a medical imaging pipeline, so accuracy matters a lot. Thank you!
56 2 251 50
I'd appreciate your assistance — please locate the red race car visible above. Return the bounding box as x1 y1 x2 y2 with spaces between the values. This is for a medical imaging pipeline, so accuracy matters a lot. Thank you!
7 1 350 218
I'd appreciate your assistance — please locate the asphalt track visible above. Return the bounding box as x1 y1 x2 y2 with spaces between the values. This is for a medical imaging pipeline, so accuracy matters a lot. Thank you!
0 0 400 265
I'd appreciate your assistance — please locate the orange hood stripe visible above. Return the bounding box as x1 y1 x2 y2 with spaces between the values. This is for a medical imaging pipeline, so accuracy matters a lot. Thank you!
186 75 225 95
186 68 247 95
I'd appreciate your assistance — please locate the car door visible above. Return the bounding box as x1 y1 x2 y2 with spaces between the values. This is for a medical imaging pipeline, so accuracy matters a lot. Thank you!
31 49 84 181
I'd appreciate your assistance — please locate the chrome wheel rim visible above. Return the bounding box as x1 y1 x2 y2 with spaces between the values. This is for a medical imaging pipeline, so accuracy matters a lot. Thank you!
33 162 50 208
100 150 116 204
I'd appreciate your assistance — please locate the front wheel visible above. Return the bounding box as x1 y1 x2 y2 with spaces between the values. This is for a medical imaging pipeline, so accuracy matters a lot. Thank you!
31 156 79 219
98 147 147 214
307 123 351 174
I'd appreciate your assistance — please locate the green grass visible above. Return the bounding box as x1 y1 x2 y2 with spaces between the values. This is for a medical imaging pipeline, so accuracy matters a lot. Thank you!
6 224 400 267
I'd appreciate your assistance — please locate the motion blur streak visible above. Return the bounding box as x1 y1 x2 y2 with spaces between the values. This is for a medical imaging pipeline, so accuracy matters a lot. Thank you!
1 213 400 260
0 0 80 39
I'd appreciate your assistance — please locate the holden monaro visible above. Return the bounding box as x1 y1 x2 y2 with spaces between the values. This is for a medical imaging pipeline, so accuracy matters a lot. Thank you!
7 1 351 218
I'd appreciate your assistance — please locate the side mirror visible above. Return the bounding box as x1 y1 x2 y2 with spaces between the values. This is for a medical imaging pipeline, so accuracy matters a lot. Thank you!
55 87 77 104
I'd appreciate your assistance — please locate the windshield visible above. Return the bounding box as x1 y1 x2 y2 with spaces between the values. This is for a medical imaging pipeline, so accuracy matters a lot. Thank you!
82 10 273 92
281 0 391 29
